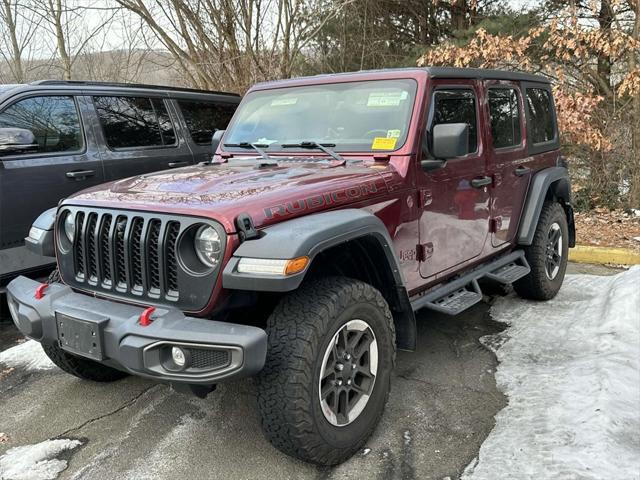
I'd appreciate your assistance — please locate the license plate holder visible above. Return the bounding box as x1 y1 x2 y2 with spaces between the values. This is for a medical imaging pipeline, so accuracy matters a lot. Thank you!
56 312 107 361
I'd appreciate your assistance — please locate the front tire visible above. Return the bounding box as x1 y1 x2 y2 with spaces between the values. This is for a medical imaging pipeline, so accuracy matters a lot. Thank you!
514 201 569 300
42 342 128 382
257 277 396 465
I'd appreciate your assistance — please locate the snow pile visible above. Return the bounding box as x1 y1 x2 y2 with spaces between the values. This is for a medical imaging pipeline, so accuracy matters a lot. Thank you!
0 340 55 371
464 267 640 479
0 439 81 480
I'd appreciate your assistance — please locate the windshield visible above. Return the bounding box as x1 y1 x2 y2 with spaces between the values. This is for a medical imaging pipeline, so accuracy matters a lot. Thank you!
224 79 417 153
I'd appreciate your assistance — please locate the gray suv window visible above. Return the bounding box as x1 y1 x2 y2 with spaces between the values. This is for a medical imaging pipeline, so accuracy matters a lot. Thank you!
94 96 176 149
0 95 83 156
178 100 236 145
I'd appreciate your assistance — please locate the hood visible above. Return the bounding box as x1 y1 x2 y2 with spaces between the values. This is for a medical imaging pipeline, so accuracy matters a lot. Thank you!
67 159 394 232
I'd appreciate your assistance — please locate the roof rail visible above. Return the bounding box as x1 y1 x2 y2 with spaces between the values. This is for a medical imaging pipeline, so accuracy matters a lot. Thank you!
29 80 240 97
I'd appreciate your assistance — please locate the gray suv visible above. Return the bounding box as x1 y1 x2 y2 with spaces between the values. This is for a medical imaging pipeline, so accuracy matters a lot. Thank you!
0 81 240 284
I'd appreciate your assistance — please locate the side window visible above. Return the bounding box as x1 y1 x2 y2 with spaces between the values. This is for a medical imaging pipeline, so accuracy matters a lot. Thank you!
0 96 83 156
431 89 478 153
178 100 236 145
525 88 555 144
93 96 176 149
488 89 522 149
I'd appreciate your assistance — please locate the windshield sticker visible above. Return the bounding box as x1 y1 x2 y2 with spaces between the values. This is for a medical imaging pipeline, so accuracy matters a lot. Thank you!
386 129 401 138
367 91 408 107
372 137 397 150
271 97 298 106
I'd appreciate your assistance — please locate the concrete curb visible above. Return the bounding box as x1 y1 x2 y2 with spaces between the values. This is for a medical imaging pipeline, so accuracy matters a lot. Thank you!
569 245 640 265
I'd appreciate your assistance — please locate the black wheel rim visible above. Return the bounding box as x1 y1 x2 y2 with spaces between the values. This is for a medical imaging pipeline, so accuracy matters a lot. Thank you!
318 319 378 427
545 222 563 280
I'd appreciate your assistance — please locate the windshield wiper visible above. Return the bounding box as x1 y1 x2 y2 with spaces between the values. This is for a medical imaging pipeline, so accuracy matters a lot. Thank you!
223 142 272 162
281 141 344 162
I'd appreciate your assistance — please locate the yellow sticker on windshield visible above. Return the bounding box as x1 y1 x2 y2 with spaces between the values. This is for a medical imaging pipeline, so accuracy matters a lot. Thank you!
372 137 397 150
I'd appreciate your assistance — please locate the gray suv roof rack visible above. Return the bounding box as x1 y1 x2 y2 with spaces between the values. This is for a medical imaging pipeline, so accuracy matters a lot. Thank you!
29 80 240 97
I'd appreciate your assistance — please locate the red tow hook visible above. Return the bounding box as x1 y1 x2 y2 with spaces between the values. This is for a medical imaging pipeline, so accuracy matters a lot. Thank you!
34 283 49 300
139 307 156 327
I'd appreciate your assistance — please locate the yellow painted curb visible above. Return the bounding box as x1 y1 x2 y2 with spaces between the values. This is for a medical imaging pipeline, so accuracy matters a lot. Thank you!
569 245 640 265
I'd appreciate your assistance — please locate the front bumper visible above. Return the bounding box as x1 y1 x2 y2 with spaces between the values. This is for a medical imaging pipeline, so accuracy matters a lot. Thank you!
6 276 267 384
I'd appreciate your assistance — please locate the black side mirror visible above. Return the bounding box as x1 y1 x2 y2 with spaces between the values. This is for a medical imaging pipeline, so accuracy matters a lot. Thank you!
431 123 469 159
211 129 225 153
0 128 37 155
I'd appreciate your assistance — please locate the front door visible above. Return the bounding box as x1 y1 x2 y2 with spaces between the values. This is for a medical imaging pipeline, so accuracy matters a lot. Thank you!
90 95 195 181
418 81 491 279
0 94 105 251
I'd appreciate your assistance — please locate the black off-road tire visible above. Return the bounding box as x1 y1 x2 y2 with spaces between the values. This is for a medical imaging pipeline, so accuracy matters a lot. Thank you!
257 277 396 465
514 201 569 300
42 342 129 382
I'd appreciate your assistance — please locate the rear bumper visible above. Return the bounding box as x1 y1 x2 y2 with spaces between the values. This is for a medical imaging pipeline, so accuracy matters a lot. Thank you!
6 276 267 384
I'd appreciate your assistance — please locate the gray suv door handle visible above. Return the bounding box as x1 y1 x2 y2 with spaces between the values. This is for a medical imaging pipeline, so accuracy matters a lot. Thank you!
168 161 189 168
66 169 95 180
471 176 492 188
514 166 531 177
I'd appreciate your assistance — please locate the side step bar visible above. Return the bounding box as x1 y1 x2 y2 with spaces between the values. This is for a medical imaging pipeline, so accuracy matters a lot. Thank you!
410 251 530 316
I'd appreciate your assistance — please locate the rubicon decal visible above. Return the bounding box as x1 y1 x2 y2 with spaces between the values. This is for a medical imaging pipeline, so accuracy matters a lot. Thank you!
264 182 380 219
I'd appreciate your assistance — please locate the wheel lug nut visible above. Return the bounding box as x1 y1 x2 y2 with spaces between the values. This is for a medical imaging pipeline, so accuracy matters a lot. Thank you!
347 379 351 385
336 363 344 372
336 379 343 386
345 353 351 360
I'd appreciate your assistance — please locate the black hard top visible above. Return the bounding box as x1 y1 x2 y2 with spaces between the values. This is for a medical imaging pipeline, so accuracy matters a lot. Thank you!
0 80 240 103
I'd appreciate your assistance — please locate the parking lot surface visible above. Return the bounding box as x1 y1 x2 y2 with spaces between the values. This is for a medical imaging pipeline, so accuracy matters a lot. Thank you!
1 300 506 480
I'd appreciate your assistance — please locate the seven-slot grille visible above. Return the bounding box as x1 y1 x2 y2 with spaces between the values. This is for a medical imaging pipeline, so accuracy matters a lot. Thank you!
71 211 181 301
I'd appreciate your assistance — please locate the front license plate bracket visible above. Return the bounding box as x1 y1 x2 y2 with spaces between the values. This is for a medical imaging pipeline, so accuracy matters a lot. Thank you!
55 312 108 361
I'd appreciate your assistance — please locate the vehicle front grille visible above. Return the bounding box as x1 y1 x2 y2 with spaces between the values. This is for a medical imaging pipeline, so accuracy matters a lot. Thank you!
57 207 224 312
70 210 181 302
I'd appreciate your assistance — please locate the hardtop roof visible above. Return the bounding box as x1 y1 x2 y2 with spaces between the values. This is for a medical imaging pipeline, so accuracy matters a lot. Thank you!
251 67 550 90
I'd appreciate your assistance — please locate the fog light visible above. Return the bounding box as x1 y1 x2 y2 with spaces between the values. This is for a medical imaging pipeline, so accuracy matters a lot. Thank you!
172 346 187 367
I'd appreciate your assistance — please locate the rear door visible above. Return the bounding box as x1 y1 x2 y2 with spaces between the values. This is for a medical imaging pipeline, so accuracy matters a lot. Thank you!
91 94 195 181
0 93 105 250
175 99 238 163
417 80 491 279
484 82 531 246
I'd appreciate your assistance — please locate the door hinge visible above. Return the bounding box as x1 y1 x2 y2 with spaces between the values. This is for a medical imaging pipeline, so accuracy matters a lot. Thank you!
417 242 434 262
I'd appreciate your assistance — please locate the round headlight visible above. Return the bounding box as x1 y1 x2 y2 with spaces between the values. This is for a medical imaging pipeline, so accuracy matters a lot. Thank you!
63 212 75 242
194 225 222 268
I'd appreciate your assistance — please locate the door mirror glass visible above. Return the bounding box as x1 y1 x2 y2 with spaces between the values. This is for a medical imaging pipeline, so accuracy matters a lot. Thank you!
432 123 469 159
0 128 38 155
211 129 225 153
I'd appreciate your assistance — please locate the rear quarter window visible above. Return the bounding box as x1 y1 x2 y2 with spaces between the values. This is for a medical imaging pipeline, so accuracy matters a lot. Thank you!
525 88 556 144
178 100 237 145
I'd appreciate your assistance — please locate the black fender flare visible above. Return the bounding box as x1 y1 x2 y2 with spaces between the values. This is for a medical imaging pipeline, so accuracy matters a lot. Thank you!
24 207 57 258
517 166 575 246
222 208 417 350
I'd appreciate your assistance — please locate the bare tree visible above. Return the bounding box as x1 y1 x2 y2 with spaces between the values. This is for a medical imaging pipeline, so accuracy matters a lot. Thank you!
0 0 41 82
115 0 351 92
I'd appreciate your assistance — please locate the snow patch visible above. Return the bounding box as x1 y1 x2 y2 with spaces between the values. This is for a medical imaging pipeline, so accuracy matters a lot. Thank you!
465 267 640 479
0 439 81 480
0 340 55 371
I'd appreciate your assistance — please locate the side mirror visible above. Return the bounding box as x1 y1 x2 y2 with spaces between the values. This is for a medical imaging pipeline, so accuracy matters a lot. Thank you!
211 129 225 153
432 123 469 159
0 128 38 155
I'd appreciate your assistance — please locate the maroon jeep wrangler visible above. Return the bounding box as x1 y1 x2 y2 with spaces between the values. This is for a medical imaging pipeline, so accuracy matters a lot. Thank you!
7 67 574 465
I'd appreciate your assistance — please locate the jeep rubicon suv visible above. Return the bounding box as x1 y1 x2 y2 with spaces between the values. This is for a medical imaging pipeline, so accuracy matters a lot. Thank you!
6 68 575 465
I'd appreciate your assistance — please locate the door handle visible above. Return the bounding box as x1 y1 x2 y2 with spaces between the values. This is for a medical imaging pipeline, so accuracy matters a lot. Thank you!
514 166 531 177
66 169 95 180
168 161 189 168
471 176 492 188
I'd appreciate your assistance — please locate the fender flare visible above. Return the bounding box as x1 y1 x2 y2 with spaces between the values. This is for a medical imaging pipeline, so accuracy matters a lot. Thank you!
223 209 404 292
517 166 574 246
24 207 57 258
222 209 417 351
